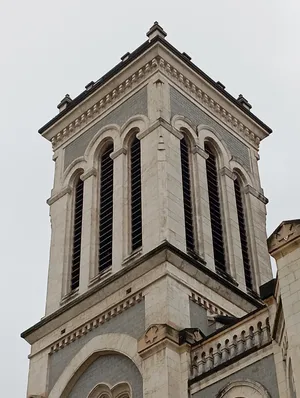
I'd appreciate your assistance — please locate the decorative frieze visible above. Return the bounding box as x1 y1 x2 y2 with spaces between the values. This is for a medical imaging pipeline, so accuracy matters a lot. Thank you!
189 292 230 317
50 59 158 150
49 292 143 354
157 56 261 149
48 55 263 152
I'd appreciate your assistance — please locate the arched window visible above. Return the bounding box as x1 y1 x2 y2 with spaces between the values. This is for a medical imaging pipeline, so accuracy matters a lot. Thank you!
205 143 226 273
99 142 114 272
130 136 142 251
71 176 84 290
234 175 252 290
180 136 195 252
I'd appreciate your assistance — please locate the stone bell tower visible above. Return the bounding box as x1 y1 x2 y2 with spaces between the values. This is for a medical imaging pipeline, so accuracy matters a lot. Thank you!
22 23 273 398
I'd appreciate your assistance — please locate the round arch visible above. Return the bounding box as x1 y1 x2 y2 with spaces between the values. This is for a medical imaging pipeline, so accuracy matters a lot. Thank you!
48 333 142 398
85 125 120 169
230 160 255 187
62 158 86 187
197 125 231 168
171 115 197 144
120 115 149 147
216 379 271 398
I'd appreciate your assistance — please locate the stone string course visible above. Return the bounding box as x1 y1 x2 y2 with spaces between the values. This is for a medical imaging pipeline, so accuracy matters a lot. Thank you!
189 292 230 317
49 292 143 354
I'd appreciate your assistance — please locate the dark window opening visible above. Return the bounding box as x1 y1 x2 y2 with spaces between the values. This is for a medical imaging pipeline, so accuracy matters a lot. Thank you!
180 136 195 252
71 177 84 290
130 136 142 251
99 143 114 272
234 176 253 290
205 143 226 273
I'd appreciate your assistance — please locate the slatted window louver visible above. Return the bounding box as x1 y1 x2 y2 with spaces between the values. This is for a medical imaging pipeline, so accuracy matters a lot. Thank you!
130 136 142 251
180 137 195 252
99 143 114 272
71 178 84 290
205 144 226 273
234 177 253 290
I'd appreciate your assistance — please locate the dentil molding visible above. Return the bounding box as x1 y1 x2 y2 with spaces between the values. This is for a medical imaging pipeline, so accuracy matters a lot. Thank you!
48 56 263 151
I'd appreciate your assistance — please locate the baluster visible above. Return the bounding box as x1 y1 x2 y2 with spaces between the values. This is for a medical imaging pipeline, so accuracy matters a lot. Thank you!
261 318 271 345
229 335 237 358
221 339 230 363
237 331 246 354
205 349 213 371
201 352 207 374
214 343 222 367
245 326 254 350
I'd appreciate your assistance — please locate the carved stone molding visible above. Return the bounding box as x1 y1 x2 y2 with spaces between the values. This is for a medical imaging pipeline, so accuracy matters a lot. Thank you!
47 54 263 152
49 292 143 354
156 56 262 149
189 292 231 317
47 186 71 206
268 220 300 256
49 59 159 150
138 324 179 357
244 184 268 204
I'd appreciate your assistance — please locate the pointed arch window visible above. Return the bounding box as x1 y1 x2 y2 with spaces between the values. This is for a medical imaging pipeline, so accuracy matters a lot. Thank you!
205 143 226 273
180 136 195 252
99 142 114 272
234 175 253 290
130 135 142 251
71 176 84 290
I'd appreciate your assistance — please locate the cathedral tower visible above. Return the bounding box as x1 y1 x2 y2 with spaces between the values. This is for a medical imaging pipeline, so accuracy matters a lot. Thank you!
22 23 275 398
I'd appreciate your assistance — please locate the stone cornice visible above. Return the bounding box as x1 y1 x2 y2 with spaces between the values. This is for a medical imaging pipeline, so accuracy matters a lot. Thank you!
47 55 264 152
244 184 268 204
49 292 143 355
46 186 71 206
189 292 231 317
49 59 159 151
81 167 97 181
219 166 236 180
192 145 209 159
157 56 262 149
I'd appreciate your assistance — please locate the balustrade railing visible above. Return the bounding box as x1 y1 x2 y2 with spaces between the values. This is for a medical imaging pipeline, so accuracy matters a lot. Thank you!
190 311 271 379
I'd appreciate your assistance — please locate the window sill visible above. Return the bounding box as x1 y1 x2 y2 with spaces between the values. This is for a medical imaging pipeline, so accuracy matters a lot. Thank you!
122 248 142 267
216 268 239 287
88 267 112 288
60 288 79 306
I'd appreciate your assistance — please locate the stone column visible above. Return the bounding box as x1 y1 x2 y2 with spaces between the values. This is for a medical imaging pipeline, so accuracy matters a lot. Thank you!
138 324 189 398
111 148 126 270
219 167 245 289
79 168 98 292
244 185 272 289
45 188 71 315
193 145 214 271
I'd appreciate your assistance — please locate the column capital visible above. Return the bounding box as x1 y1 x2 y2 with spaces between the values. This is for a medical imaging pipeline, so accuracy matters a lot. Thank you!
219 166 235 180
81 167 97 181
192 145 209 159
244 184 268 204
47 186 71 206
110 147 127 160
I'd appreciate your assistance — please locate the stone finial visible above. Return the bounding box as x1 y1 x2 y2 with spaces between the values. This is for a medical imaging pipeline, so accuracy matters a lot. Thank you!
57 94 72 112
146 21 167 41
237 94 252 110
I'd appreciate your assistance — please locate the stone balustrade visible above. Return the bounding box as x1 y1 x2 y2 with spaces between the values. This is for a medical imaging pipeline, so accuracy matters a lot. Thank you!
190 309 271 379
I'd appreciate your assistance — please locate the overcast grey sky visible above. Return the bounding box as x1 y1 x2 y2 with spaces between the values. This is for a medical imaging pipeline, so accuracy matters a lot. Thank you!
1 1 299 395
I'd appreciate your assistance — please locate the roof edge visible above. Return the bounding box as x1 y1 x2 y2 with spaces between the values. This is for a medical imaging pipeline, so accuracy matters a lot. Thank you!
38 35 272 135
